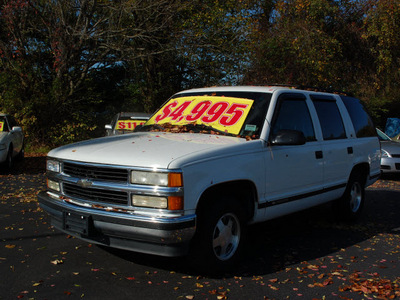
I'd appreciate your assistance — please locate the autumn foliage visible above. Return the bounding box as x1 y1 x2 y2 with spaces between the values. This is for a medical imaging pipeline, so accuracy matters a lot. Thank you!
0 0 399 147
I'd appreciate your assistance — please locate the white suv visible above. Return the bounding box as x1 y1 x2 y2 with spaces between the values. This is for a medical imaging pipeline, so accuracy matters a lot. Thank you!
39 86 381 269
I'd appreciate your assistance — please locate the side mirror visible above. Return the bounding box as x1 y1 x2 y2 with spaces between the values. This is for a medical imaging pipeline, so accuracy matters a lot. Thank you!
11 126 22 132
271 129 306 146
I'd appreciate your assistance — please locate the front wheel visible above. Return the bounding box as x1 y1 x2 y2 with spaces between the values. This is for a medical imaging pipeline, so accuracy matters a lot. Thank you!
191 197 247 271
212 212 241 261
335 172 365 221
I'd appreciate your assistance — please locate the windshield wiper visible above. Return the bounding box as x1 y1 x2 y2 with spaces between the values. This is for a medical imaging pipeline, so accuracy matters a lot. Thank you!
136 123 235 137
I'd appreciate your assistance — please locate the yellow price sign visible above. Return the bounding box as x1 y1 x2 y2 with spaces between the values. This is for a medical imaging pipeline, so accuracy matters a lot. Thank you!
147 96 254 135
116 120 146 130
0 121 4 132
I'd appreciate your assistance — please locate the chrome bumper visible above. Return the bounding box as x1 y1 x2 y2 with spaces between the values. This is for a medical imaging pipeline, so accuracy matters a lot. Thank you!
38 191 196 257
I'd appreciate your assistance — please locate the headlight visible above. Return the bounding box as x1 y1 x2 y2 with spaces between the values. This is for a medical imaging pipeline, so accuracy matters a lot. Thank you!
47 159 61 172
381 149 391 158
131 171 182 187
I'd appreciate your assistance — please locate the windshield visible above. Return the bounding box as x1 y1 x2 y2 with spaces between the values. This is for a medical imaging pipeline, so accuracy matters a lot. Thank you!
0 117 6 132
140 91 272 139
116 117 148 132
376 128 391 141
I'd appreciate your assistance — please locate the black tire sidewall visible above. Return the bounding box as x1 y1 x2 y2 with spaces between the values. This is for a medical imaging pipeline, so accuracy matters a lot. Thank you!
191 197 247 271
336 172 365 221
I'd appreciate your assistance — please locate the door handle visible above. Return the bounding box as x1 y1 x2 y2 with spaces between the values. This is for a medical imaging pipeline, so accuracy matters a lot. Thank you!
347 147 353 154
315 150 323 159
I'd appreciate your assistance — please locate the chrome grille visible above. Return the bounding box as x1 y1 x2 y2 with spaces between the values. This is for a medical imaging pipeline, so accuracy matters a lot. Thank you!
63 162 128 182
63 183 128 205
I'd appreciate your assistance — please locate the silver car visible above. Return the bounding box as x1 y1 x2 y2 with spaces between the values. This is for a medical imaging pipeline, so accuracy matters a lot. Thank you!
377 128 400 173
0 113 24 170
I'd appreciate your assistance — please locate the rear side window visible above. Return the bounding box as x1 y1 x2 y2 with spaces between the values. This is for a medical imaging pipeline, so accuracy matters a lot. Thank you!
271 94 316 142
312 96 346 140
341 96 376 138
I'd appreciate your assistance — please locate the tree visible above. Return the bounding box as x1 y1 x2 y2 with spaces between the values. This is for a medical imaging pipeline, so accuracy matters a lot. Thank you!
0 0 183 145
243 0 400 126
0 0 262 146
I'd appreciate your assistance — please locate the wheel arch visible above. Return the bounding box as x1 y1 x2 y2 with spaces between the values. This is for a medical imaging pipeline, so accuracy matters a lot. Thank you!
196 180 257 222
350 162 369 186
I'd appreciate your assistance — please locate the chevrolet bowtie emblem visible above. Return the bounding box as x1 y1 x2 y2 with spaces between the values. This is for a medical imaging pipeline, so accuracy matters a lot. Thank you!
77 179 93 188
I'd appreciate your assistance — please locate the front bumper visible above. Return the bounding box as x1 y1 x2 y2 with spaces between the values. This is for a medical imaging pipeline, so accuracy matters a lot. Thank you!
38 191 196 257
381 157 400 173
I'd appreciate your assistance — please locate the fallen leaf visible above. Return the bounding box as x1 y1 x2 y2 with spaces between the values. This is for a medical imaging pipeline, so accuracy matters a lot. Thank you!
50 259 63 265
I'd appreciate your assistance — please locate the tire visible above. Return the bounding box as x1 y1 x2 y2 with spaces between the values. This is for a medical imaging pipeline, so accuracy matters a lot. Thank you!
191 196 247 272
16 143 24 161
3 147 13 171
335 172 365 221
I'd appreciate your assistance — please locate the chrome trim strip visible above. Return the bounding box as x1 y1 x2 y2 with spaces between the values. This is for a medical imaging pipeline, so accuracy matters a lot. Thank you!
44 191 195 225
48 172 184 196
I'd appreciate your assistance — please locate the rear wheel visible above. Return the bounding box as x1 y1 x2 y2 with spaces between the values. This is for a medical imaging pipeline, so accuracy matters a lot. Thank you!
2 146 13 171
16 143 24 161
335 171 365 221
191 195 247 271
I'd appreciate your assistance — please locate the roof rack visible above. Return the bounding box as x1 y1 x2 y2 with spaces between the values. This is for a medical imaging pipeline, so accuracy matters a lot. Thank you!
263 84 354 97
296 85 354 97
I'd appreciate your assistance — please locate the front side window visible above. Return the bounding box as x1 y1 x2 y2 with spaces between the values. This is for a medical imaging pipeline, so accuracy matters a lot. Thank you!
313 97 346 140
270 94 316 142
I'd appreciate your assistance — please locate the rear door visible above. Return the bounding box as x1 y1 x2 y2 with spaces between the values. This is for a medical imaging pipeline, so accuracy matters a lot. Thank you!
311 95 353 198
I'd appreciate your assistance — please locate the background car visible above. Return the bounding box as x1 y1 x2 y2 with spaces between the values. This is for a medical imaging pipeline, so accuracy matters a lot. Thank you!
377 128 400 174
0 113 24 171
105 112 151 136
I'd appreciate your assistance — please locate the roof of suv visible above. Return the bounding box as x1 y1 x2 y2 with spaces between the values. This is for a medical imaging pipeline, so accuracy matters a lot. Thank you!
177 85 352 96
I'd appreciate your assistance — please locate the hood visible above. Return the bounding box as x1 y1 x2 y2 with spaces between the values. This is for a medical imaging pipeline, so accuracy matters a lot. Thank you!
380 140 400 154
48 132 246 169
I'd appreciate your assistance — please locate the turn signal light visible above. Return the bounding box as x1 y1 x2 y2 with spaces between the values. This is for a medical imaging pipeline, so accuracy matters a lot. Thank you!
168 173 183 187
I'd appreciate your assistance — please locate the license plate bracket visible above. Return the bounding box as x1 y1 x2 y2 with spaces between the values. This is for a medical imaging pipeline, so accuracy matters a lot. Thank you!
63 212 92 236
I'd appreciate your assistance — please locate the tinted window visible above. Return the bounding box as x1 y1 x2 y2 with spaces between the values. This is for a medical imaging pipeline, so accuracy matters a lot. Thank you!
313 99 346 140
341 96 376 138
271 95 316 142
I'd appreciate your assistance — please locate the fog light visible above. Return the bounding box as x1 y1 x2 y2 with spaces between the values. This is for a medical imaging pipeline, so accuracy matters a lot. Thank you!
131 195 168 209
47 179 60 192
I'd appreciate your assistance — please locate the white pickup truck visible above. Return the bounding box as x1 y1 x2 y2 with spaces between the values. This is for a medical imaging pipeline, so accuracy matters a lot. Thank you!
38 86 381 269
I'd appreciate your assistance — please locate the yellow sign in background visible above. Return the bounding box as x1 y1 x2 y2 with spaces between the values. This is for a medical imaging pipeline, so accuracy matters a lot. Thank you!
0 121 4 132
147 96 254 135
116 120 146 130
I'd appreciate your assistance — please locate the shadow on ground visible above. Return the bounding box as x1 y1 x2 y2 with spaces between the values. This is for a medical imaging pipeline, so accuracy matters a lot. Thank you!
96 188 400 278
0 153 46 175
